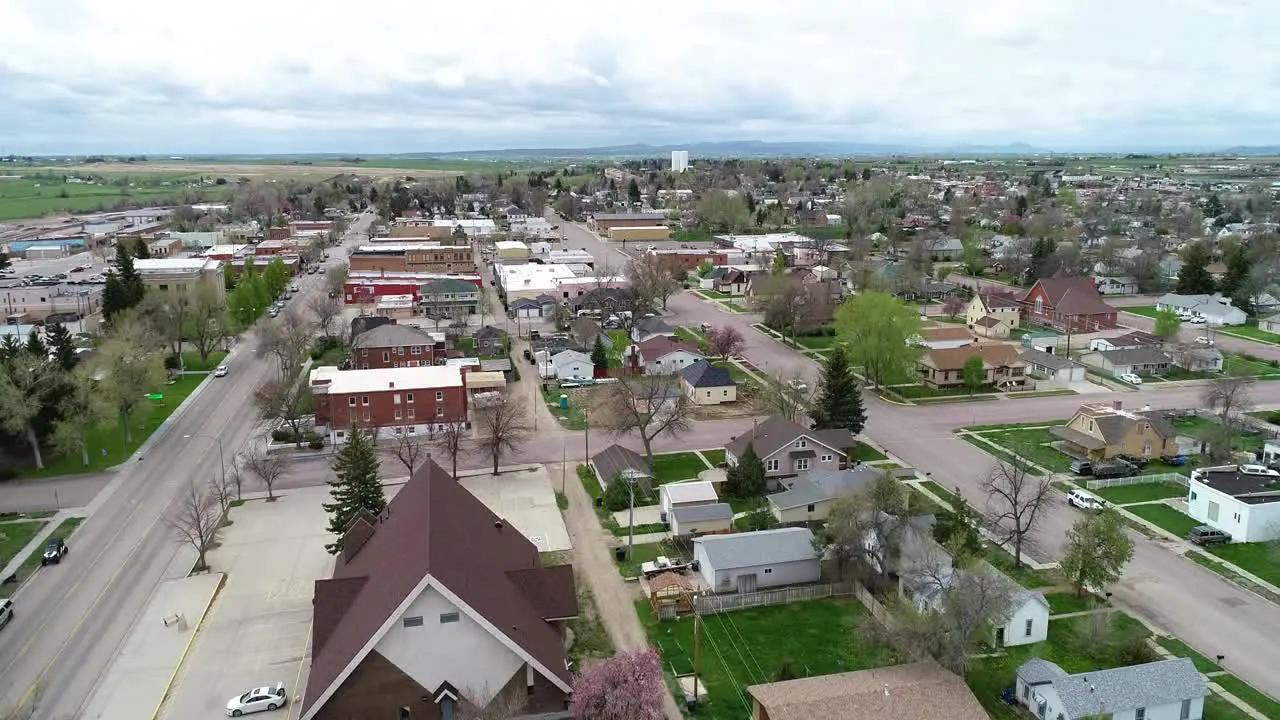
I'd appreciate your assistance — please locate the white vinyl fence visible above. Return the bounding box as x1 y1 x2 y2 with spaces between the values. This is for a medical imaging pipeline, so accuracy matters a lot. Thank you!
1086 473 1188 491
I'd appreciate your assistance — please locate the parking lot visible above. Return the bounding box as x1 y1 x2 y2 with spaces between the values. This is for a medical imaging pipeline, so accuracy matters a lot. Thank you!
456 465 573 552
159 487 334 720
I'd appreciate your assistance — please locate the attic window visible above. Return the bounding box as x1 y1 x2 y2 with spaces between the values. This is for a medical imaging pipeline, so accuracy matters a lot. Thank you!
440 612 460 624
403 616 424 628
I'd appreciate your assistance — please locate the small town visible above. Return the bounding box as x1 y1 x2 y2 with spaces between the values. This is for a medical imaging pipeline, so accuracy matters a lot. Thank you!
1 5 1280 720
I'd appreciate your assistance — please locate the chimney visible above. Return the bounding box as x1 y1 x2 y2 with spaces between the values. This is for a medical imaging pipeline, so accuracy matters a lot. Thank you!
1112 400 1123 411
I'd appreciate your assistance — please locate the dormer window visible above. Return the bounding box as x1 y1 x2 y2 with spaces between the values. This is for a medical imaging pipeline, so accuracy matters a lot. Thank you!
796 439 807 449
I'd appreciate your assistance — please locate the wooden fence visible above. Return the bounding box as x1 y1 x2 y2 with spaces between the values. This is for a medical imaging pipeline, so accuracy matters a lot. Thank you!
695 581 855 615
1086 473 1188 490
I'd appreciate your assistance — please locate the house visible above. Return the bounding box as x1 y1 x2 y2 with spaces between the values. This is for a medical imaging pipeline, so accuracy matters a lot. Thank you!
419 278 481 318
1156 293 1248 326
1014 657 1206 720
680 360 737 405
766 466 885 523
1167 346 1224 373
1088 330 1163 352
1021 349 1087 385
927 236 965 261
589 444 653 489
631 336 705 375
1093 275 1139 295
659 480 719 520
1081 347 1171 377
906 552 1050 648
714 268 750 296
971 313 1014 339
918 324 976 350
1022 276 1119 332
917 343 1027 390
630 316 676 343
472 325 507 355
1187 464 1280 542
545 349 593 380
1260 312 1280 335
1050 401 1178 462
510 296 549 318
965 292 1022 331
308 365 467 444
724 416 857 486
746 660 989 720
693 527 820 594
298 459 577 720
351 324 447 369
669 503 735 537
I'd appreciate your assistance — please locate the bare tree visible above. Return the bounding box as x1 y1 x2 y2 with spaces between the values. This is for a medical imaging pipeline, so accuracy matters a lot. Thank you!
307 293 342 338
226 455 245 502
979 458 1055 569
187 283 230 364
324 263 349 298
392 429 433 476
452 683 531 720
892 563 1014 675
209 471 233 515
625 254 680 311
244 446 289 501
165 479 224 572
1203 373 1255 459
253 377 315 447
823 474 908 588
596 374 691 469
431 422 469 477
705 325 745 359
254 306 312 381
473 394 532 474
760 368 812 423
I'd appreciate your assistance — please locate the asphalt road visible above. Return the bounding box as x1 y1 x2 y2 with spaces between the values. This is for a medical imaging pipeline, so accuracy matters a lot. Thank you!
0 212 374 719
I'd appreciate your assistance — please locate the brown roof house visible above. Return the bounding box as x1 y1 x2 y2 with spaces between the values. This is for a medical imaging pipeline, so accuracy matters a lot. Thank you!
746 660 988 720
1021 276 1118 332
1050 400 1178 462
725 416 857 488
917 343 1027 390
300 459 577 720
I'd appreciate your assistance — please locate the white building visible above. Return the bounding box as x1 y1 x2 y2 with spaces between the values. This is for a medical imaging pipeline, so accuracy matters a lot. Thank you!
693 527 820 593
671 150 689 173
1015 657 1205 720
1155 293 1248 326
1187 464 1280 542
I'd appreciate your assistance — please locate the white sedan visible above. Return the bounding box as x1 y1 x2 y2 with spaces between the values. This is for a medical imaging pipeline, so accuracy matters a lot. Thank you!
1118 373 1143 385
227 683 287 716
1195 336 1215 346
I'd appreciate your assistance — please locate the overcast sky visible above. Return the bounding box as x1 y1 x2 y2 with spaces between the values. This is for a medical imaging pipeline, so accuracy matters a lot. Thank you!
3 0 1278 155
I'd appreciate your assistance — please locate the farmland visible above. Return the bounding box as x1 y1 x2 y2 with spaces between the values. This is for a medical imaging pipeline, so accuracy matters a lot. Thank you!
0 174 230 221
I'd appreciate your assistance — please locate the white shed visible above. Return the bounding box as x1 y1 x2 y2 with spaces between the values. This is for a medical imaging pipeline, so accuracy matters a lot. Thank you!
998 587 1051 647
693 527 820 594
659 480 719 519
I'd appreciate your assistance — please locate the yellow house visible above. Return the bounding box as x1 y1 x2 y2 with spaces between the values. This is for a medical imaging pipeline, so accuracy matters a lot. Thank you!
1050 400 1179 462
680 360 737 405
965 292 1022 331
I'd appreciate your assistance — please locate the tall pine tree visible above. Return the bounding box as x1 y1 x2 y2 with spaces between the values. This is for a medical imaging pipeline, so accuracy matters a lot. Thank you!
323 426 386 554
1175 242 1215 295
590 333 608 372
810 349 866 435
725 443 767 498
45 323 78 371
103 243 146 321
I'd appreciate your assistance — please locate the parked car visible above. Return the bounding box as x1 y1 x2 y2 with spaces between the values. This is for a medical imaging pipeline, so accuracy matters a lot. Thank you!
1118 373 1142 385
1195 336 1215 346
1067 489 1107 511
0 599 12 629
1093 460 1138 479
214 365 229 377
1115 454 1149 468
1162 455 1189 466
41 538 68 566
226 682 287 716
1188 526 1231 546
1189 316 1207 324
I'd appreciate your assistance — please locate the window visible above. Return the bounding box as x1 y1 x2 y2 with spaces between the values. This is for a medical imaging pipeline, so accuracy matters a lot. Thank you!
820 454 833 463
436 407 444 417
410 345 421 355
796 458 810 471
1190 491 1197 501
1180 699 1191 720
394 409 402 420
763 568 772 574
765 459 779 472
1207 501 1220 522
806 504 815 513
408 408 415 419
406 393 415 404
361 348 368 357
361 395 370 406
348 397 356 407
382 351 390 362
1025 618 1034 637
398 346 405 355
401 615 425 628
795 439 808 449
439 612 460 624
436 391 444 401
1135 708 1145 720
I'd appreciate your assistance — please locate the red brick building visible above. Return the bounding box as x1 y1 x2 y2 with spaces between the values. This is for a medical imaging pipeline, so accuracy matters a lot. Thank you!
349 243 477 274
1021 276 1118 332
343 274 483 305
648 248 729 271
309 365 467 444
587 212 666 233
350 324 448 369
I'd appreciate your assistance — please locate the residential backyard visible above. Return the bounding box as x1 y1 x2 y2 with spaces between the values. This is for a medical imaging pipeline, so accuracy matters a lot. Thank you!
638 598 900 720
1092 481 1188 505
651 452 711 484
964 427 1073 473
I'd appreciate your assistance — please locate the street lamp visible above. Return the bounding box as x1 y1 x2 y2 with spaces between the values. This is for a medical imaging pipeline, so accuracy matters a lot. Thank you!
183 433 226 489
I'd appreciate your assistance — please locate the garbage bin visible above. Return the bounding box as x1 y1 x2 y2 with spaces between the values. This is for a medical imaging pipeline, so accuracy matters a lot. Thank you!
594 497 603 508
614 547 626 562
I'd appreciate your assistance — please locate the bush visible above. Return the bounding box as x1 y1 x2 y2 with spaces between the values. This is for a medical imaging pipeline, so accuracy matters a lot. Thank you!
308 439 324 450
1116 632 1159 666
271 428 298 443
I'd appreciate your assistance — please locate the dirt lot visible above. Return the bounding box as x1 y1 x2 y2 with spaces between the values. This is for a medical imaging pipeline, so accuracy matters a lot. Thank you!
41 163 459 179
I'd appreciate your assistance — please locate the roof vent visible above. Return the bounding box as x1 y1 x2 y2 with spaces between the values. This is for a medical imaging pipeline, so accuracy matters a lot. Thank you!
389 381 395 389
494 521 503 531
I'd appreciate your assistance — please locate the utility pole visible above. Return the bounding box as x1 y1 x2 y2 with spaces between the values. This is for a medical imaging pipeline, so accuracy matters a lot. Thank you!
561 442 567 494
627 477 635 559
692 594 702 702
584 408 590 464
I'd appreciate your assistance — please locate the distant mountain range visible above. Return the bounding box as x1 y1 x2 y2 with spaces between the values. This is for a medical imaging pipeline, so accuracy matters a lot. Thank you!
412 140 1054 160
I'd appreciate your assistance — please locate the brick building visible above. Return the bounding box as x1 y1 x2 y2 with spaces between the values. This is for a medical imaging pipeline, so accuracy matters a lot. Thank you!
309 365 468 444
350 324 448 369
648 248 729 271
348 243 477 275
587 212 666 233
1021 276 1118 333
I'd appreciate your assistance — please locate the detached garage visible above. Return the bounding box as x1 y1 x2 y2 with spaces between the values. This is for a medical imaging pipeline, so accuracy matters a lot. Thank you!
693 527 819 594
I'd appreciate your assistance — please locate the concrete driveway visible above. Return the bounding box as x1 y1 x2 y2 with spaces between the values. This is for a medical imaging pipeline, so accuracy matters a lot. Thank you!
159 488 335 720
456 466 572 552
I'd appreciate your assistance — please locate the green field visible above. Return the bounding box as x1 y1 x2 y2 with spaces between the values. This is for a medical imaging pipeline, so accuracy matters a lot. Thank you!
1092 481 1188 505
0 176 230 220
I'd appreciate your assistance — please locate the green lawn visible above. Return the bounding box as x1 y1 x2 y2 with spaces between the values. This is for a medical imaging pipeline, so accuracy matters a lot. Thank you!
1092 482 1188 505
1204 693 1257 720
848 441 887 462
15 372 209 478
639 598 900 720
181 350 228 372
1205 542 1280 587
577 465 603 500
1122 306 1161 319
0 521 49 571
722 301 750 313
1127 504 1200 538
16 517 82 584
1043 591 1106 615
701 449 726 466
1171 416 1264 453
977 428 1073 473
920 480 958 506
1154 636 1222 673
651 452 708 484
959 434 1047 476
964 421 1068 432
983 544 1052 588
697 289 734 299
673 327 708 352
541 386 588 431
710 360 757 387
1224 352 1280 379
1215 675 1280 720
1219 322 1280 345
0 177 230 221
907 487 944 516
795 335 839 350
892 384 997 399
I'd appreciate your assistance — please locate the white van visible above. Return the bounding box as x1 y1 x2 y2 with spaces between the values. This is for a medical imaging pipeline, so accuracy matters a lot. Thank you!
1067 488 1106 511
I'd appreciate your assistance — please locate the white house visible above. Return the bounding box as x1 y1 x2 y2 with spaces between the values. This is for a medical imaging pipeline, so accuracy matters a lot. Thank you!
1187 464 1280 542
1020 349 1087 386
1015 657 1205 720
906 546 1049 648
538 349 592 380
693 527 820 594
1155 293 1248 326
659 480 719 520
1260 312 1280 335
630 336 705 375
1093 275 1139 295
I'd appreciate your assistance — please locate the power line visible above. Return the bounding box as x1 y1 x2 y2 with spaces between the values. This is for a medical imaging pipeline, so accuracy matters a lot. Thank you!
700 614 753 715
719 610 769 683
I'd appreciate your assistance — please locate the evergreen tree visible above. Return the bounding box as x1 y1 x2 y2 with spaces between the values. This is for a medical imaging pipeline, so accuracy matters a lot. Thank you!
132 240 151 259
590 333 608 371
1175 242 1215 295
323 427 386 554
932 492 984 559
0 252 10 272
1219 243 1255 313
810 349 866 435
627 177 641 205
725 443 767 498
1203 193 1224 218
102 243 147 322
24 329 46 359
45 323 78 371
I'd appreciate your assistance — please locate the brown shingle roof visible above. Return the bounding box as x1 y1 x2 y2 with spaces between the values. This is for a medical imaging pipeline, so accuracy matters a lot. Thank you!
921 326 974 342
746 661 988 720
975 315 1006 328
724 416 856 461
637 335 703 360
301 460 576 717
1029 276 1116 317
924 343 1024 371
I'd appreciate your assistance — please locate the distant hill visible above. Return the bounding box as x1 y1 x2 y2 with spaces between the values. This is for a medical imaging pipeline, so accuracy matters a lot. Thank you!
1215 146 1280 156
413 140 1053 160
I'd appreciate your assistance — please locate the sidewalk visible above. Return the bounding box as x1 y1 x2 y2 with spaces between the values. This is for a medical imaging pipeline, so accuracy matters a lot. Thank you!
0 509 82 582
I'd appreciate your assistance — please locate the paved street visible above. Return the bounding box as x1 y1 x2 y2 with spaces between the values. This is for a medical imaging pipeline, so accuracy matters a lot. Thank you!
0 213 374 720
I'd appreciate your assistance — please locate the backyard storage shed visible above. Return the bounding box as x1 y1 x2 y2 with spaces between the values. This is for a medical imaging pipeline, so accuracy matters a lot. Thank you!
693 527 820 594
669 503 734 537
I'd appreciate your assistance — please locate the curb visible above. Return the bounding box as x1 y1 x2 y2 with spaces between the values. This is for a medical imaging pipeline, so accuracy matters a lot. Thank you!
109 370 218 471
149 572 226 720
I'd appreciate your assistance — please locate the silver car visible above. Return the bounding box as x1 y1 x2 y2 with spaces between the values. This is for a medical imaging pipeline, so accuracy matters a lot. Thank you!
226 682 287 716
